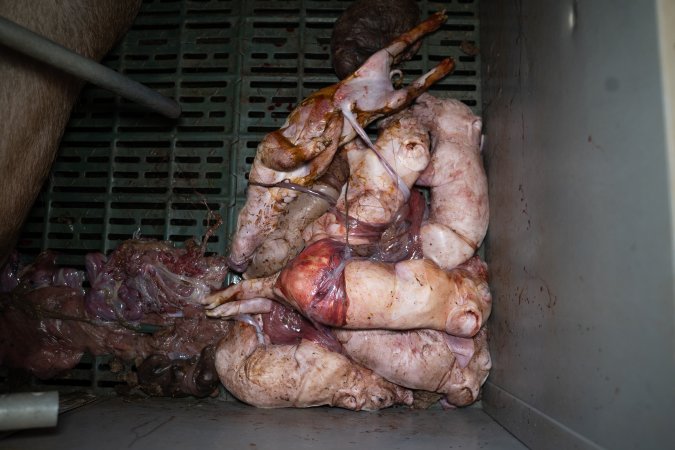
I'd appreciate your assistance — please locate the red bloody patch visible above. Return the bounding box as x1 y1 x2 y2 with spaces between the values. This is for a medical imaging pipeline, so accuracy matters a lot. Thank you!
276 239 349 327
262 302 342 353
405 188 426 257
457 255 488 282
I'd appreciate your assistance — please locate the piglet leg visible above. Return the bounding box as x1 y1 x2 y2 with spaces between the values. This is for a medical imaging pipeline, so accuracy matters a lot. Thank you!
202 274 277 308
207 298 274 318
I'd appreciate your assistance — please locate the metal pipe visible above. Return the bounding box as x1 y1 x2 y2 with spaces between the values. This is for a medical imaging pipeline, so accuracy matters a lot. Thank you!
0 16 181 119
0 391 59 431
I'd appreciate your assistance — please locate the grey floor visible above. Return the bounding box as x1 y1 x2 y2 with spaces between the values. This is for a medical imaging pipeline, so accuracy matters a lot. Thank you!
2 396 527 449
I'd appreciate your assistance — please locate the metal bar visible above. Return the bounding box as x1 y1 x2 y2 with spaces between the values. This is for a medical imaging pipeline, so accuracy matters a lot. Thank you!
0 16 181 119
0 391 59 431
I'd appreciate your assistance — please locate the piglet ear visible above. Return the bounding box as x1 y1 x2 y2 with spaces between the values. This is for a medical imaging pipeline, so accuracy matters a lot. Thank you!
472 118 483 138
472 118 483 132
444 334 476 369
467 118 483 150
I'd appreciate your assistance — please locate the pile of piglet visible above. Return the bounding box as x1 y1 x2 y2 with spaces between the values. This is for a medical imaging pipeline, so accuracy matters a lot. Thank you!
203 11 492 411
0 10 492 411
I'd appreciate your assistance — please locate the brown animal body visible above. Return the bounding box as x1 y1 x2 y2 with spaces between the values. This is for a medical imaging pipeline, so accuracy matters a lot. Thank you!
0 0 142 267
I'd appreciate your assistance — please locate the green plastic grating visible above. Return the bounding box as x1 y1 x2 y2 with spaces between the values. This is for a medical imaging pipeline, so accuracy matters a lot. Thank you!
9 0 481 393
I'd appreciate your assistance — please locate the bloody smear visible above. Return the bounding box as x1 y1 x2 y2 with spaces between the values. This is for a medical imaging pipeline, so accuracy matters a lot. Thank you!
262 302 341 353
276 239 349 327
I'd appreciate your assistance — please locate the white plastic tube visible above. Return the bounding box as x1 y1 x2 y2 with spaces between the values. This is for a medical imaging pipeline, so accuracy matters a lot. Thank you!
0 391 59 431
